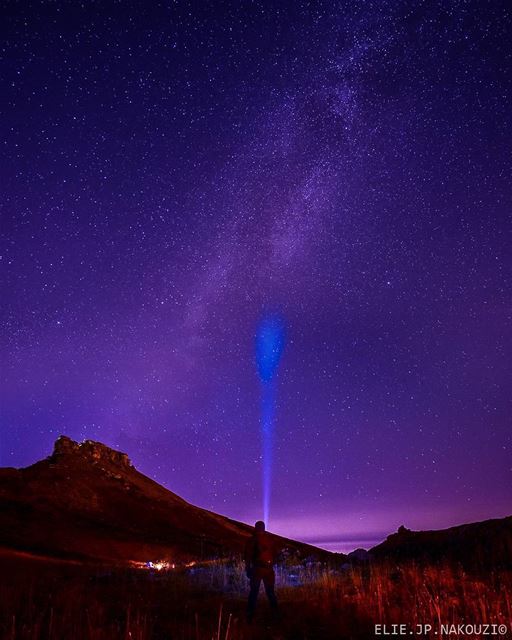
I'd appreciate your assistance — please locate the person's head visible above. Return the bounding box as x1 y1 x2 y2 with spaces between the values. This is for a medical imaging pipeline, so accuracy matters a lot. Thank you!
255 520 265 532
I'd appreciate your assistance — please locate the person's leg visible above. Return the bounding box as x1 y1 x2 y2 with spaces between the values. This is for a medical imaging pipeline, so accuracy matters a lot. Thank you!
263 570 278 611
247 574 261 622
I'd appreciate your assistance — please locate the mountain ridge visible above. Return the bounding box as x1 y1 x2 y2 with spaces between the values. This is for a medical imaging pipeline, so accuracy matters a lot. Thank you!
369 516 512 568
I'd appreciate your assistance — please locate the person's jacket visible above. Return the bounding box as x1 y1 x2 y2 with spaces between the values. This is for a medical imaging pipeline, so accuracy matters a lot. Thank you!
244 531 277 572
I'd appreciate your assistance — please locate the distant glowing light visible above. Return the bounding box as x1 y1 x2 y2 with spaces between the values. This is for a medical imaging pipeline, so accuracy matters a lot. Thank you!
145 560 173 571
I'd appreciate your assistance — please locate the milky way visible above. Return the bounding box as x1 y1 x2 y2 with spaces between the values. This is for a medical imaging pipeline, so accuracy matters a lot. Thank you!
1 1 511 550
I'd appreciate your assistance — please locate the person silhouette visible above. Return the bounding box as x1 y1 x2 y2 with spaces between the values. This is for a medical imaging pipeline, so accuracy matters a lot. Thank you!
244 520 279 622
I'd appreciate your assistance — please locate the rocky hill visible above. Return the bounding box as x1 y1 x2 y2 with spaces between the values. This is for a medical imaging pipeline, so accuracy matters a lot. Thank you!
0 436 332 565
370 517 512 569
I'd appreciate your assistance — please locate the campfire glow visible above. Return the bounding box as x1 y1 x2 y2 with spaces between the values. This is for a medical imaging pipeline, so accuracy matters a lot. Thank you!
147 561 169 571
129 560 175 571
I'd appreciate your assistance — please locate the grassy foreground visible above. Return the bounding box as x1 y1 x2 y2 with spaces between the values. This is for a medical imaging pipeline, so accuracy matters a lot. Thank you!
0 554 510 639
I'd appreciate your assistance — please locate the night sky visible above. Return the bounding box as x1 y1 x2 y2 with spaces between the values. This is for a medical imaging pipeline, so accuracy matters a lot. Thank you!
2 1 511 551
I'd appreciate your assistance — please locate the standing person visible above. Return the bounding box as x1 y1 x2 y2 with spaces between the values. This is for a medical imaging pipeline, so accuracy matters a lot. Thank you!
244 521 279 623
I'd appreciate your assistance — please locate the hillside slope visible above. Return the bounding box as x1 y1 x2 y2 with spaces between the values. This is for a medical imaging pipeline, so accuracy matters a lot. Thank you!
370 517 512 569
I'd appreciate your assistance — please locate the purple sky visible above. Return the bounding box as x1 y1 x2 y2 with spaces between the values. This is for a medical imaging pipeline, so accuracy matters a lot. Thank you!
1 1 511 551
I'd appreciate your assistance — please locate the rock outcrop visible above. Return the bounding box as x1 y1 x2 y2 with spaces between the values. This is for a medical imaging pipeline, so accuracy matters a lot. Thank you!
52 435 132 469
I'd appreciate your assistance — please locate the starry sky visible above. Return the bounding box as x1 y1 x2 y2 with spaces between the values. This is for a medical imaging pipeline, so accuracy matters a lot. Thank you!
1 1 511 551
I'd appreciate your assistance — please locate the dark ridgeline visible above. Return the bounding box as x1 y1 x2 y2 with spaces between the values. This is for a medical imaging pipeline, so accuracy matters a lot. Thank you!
369 518 512 571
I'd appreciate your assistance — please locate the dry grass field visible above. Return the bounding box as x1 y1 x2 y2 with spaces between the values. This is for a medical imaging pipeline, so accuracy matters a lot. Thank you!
1 553 509 640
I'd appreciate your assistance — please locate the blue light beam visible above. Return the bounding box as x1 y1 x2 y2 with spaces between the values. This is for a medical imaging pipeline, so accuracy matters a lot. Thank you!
255 314 286 525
